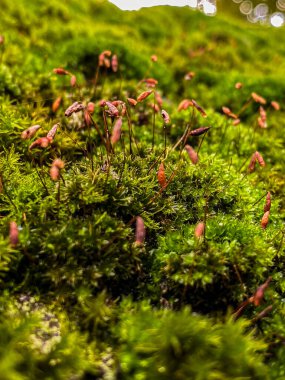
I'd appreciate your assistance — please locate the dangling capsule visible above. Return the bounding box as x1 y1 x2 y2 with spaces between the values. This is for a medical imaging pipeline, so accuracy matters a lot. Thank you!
264 192 271 213
178 99 193 112
87 102 95 114
185 145 198 165
155 92 163 108
52 97 62 113
105 101 119 117
235 82 243 89
157 163 167 189
135 216 146 245
271 101 280 111
50 166 59 181
111 54 118 72
248 152 257 173
252 277 272 306
255 151 265 167
127 98 137 107
195 222 205 239
144 78 158 87
9 221 19 247
65 102 85 117
21 125 41 140
161 110 170 124
50 159 64 181
251 92 266 105
137 90 153 103
191 99 207 117
111 117 122 145
84 110 92 127
29 137 51 150
70 75 77 87
47 123 59 140
53 68 69 75
261 211 270 229
189 127 210 136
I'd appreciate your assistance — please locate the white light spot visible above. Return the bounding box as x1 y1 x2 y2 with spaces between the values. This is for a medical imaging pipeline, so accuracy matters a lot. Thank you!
253 3 268 19
189 0 198 8
270 12 285 27
247 11 257 23
109 0 198 11
277 0 285 11
240 1 252 15
202 0 216 15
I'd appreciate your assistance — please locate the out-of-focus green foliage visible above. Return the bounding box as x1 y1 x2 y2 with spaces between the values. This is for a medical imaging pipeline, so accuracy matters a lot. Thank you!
0 0 285 379
116 302 268 380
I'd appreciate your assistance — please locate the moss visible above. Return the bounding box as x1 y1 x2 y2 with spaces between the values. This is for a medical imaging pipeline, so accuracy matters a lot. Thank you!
0 0 285 378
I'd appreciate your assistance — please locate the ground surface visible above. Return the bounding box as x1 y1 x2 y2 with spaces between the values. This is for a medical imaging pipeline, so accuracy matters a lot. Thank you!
0 1 285 379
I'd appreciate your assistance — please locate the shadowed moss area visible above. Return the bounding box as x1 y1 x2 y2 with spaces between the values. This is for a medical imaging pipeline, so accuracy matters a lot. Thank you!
0 0 285 379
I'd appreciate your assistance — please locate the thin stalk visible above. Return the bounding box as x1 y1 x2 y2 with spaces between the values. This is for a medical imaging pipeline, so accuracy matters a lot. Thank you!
136 62 153 89
93 64 100 100
126 111 133 155
171 123 190 152
100 67 107 98
213 120 228 159
163 122 167 158
103 153 114 191
171 108 195 154
228 157 233 171
117 133 126 188
0 45 4 65
57 180 61 219
238 156 250 173
147 149 168 175
89 113 106 146
250 192 267 208
152 92 156 150
196 129 209 154
239 172 249 183
102 111 112 162
87 122 94 172
233 264 247 294
251 305 273 323
147 161 182 206
1 177 18 211
202 195 209 241
60 129 88 157
233 298 252 320
234 122 242 156
118 68 124 100
34 164 49 194
276 227 285 255
59 172 66 186
125 107 141 157
237 97 253 118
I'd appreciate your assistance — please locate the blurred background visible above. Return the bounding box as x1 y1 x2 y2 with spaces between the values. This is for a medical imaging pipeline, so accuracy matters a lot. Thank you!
109 0 285 26
0 1 285 379
1 0 285 110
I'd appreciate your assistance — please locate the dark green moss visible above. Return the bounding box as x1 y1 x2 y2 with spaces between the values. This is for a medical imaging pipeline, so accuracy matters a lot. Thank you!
0 0 285 378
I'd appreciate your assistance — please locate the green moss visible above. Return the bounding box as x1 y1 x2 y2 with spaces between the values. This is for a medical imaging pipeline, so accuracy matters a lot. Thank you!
0 0 285 378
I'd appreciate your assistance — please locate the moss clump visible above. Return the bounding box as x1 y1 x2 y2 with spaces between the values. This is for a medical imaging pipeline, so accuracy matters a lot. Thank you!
0 0 285 378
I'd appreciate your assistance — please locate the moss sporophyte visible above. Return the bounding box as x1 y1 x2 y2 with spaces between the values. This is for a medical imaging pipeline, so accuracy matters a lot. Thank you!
0 1 285 378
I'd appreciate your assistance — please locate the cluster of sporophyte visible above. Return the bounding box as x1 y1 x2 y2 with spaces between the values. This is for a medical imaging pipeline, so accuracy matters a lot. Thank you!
1 1 285 378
